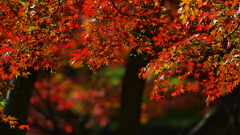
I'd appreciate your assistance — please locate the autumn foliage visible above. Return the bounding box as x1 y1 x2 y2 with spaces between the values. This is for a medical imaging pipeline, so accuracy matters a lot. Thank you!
77 0 240 106
1 0 240 130
0 0 83 130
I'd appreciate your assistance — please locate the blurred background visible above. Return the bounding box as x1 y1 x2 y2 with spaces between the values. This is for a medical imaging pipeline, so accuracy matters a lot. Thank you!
26 57 208 135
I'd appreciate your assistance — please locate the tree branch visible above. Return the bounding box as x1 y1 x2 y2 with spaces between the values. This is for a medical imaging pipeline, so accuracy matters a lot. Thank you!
110 0 145 19
187 88 240 135
226 21 240 38
34 88 60 134
45 0 61 20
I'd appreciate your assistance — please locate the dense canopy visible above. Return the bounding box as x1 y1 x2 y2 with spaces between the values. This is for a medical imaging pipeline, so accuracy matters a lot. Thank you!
1 0 240 114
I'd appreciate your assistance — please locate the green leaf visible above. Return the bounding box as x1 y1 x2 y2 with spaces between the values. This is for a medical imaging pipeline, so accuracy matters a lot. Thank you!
0 100 6 108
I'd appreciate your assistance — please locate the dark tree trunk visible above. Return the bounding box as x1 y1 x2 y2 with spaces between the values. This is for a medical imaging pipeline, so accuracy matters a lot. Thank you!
119 50 150 135
188 86 240 135
0 68 38 135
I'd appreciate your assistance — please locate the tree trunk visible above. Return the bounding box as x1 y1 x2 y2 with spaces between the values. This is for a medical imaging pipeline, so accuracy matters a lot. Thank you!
119 50 150 135
187 86 240 135
0 68 38 135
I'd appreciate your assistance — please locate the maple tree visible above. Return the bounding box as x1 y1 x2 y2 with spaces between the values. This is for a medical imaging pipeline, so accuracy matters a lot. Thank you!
1 0 240 133
0 0 83 130
76 0 240 105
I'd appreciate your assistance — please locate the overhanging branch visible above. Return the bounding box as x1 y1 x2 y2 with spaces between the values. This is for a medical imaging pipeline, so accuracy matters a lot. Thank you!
45 0 61 20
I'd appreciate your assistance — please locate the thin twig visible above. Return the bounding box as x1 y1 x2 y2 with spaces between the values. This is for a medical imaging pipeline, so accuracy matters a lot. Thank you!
110 0 141 18
45 0 61 20
226 21 240 38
